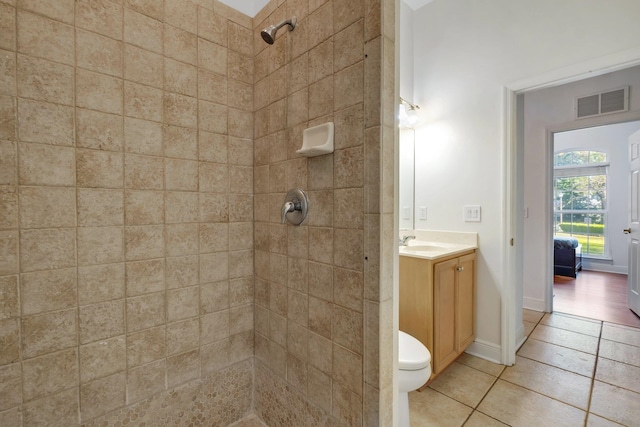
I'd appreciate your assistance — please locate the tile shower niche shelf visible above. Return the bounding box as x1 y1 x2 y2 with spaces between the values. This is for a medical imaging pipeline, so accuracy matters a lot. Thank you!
296 122 334 157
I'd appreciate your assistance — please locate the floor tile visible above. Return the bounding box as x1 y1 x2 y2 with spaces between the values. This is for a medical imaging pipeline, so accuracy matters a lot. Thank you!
595 357 640 394
529 324 599 354
523 309 544 323
602 323 640 347
409 387 473 427
500 355 592 409
517 338 596 377
590 380 640 426
464 411 509 426
228 414 268 427
523 320 536 337
477 380 586 427
427 362 497 407
585 413 625 426
457 353 504 377
599 339 640 368
541 312 602 337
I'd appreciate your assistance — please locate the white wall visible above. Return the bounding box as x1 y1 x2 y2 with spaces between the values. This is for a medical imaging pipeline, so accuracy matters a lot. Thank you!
410 0 640 357
554 122 640 272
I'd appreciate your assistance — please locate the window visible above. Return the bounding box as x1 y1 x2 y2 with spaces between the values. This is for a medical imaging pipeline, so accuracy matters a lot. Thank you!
553 150 608 257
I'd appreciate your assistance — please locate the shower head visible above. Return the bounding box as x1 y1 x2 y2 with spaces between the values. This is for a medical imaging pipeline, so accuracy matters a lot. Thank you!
261 16 296 44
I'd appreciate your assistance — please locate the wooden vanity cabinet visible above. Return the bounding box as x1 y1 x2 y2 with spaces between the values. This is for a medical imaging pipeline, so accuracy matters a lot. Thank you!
399 250 476 382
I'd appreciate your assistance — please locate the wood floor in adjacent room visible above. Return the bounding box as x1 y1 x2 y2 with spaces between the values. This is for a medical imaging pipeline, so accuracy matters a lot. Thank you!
554 270 640 328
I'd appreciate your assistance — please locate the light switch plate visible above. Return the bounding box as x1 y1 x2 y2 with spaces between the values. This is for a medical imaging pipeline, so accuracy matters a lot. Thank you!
419 206 427 220
402 206 411 219
464 205 481 222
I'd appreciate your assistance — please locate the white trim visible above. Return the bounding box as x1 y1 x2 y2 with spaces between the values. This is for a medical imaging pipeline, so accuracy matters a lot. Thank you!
583 264 629 275
465 339 502 365
523 297 546 312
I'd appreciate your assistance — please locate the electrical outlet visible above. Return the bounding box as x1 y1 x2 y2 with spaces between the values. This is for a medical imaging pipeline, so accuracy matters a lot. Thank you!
419 206 427 220
464 205 481 222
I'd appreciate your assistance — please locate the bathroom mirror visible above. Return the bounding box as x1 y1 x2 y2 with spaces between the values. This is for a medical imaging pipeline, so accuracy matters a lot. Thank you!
399 128 415 230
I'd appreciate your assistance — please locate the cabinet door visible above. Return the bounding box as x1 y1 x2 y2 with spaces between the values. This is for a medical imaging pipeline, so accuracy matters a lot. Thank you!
433 257 458 373
456 252 476 350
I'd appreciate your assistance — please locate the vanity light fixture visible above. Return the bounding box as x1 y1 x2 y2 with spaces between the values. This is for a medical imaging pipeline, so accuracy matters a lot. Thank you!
399 97 420 128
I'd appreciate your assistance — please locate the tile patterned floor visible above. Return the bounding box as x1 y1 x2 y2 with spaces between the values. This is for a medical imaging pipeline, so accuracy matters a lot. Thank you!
409 309 640 426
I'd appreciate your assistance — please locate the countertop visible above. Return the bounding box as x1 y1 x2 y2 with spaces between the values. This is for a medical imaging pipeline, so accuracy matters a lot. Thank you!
398 230 478 260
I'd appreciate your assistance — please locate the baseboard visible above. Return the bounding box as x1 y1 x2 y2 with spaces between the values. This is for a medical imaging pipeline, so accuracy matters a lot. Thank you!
523 296 546 311
465 339 502 365
515 322 526 351
582 264 628 275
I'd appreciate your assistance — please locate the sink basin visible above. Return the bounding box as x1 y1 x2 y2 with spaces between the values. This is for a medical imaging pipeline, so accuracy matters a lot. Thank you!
401 245 448 252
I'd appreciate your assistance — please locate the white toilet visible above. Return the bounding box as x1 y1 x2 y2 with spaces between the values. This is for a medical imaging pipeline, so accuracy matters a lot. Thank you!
398 330 431 427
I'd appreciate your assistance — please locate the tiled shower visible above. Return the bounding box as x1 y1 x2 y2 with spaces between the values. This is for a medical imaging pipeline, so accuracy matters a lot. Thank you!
0 0 396 425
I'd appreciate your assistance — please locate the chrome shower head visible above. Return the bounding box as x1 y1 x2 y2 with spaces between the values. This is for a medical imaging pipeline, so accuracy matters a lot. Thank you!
261 16 296 44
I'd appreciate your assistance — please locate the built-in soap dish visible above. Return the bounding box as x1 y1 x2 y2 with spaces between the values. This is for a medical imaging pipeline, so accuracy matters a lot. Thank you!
296 122 334 157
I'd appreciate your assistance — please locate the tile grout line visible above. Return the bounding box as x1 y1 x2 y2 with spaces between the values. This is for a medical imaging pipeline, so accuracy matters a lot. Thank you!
583 321 603 426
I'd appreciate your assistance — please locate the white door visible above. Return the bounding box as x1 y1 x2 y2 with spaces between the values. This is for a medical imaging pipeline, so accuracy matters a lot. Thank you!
628 130 640 316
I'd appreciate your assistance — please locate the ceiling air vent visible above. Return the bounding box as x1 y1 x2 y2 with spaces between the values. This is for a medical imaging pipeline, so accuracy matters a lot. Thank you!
575 86 629 119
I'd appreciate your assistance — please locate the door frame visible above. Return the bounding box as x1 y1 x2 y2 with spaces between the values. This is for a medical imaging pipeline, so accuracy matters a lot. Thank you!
502 48 640 365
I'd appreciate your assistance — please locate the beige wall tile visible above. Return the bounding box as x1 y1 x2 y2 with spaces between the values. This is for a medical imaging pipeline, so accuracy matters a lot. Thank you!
19 186 75 229
308 76 333 120
334 267 363 312
125 258 165 296
333 306 363 355
199 162 228 193
166 223 199 256
17 55 73 105
20 268 76 316
198 99 228 134
229 249 252 278
22 387 78 427
333 187 363 229
228 51 253 84
198 38 227 75
307 1 332 49
334 146 364 188
80 372 126 421
76 29 123 77
308 365 331 413
363 38 381 128
124 117 163 156
126 325 165 367
309 39 333 84
287 89 308 127
17 0 74 23
166 255 198 289
123 8 162 54
0 275 19 319
334 62 364 112
77 226 124 266
124 81 163 122
75 0 122 40
21 308 77 358
125 225 165 260
167 286 199 322
309 296 332 338
0 192 17 230
79 336 126 383
199 69 227 104
333 228 363 271
76 109 124 152
364 0 382 42
126 359 165 403
227 79 253 111
125 190 164 225
0 4 15 52
79 300 124 344
0 140 16 187
124 44 163 88
308 331 332 375
335 102 364 150
199 193 228 222
0 363 22 411
17 11 74 65
167 317 199 355
198 7 227 45
164 125 198 160
125 154 164 190
126 291 165 332
0 49 16 97
22 348 78 401
308 261 333 302
166 158 199 191
228 194 252 222
20 228 75 272
228 107 253 139
124 0 163 20
0 317 19 364
167 348 200 387
165 58 197 97
308 227 333 265
165 191 199 223
164 24 197 66
17 99 74 146
230 277 253 307
164 93 197 128
199 223 228 253
164 0 197 33
0 95 16 141
76 69 123 115
78 263 125 305
78 188 124 227
200 310 229 344
332 380 363 425
199 251 228 283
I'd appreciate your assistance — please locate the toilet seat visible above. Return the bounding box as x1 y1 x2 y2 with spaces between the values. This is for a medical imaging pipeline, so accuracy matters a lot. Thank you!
399 331 431 371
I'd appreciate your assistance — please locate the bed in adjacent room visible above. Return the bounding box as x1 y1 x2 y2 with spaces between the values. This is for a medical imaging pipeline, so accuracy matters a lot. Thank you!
554 236 582 278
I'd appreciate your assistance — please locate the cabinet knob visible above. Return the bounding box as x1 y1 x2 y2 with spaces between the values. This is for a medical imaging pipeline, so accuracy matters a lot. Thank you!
456 266 464 272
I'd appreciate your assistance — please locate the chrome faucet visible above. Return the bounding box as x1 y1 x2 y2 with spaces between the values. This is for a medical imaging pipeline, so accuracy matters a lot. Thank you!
399 235 416 246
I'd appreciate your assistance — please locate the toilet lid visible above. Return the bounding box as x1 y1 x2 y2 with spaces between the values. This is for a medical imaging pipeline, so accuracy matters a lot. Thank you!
399 331 431 371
